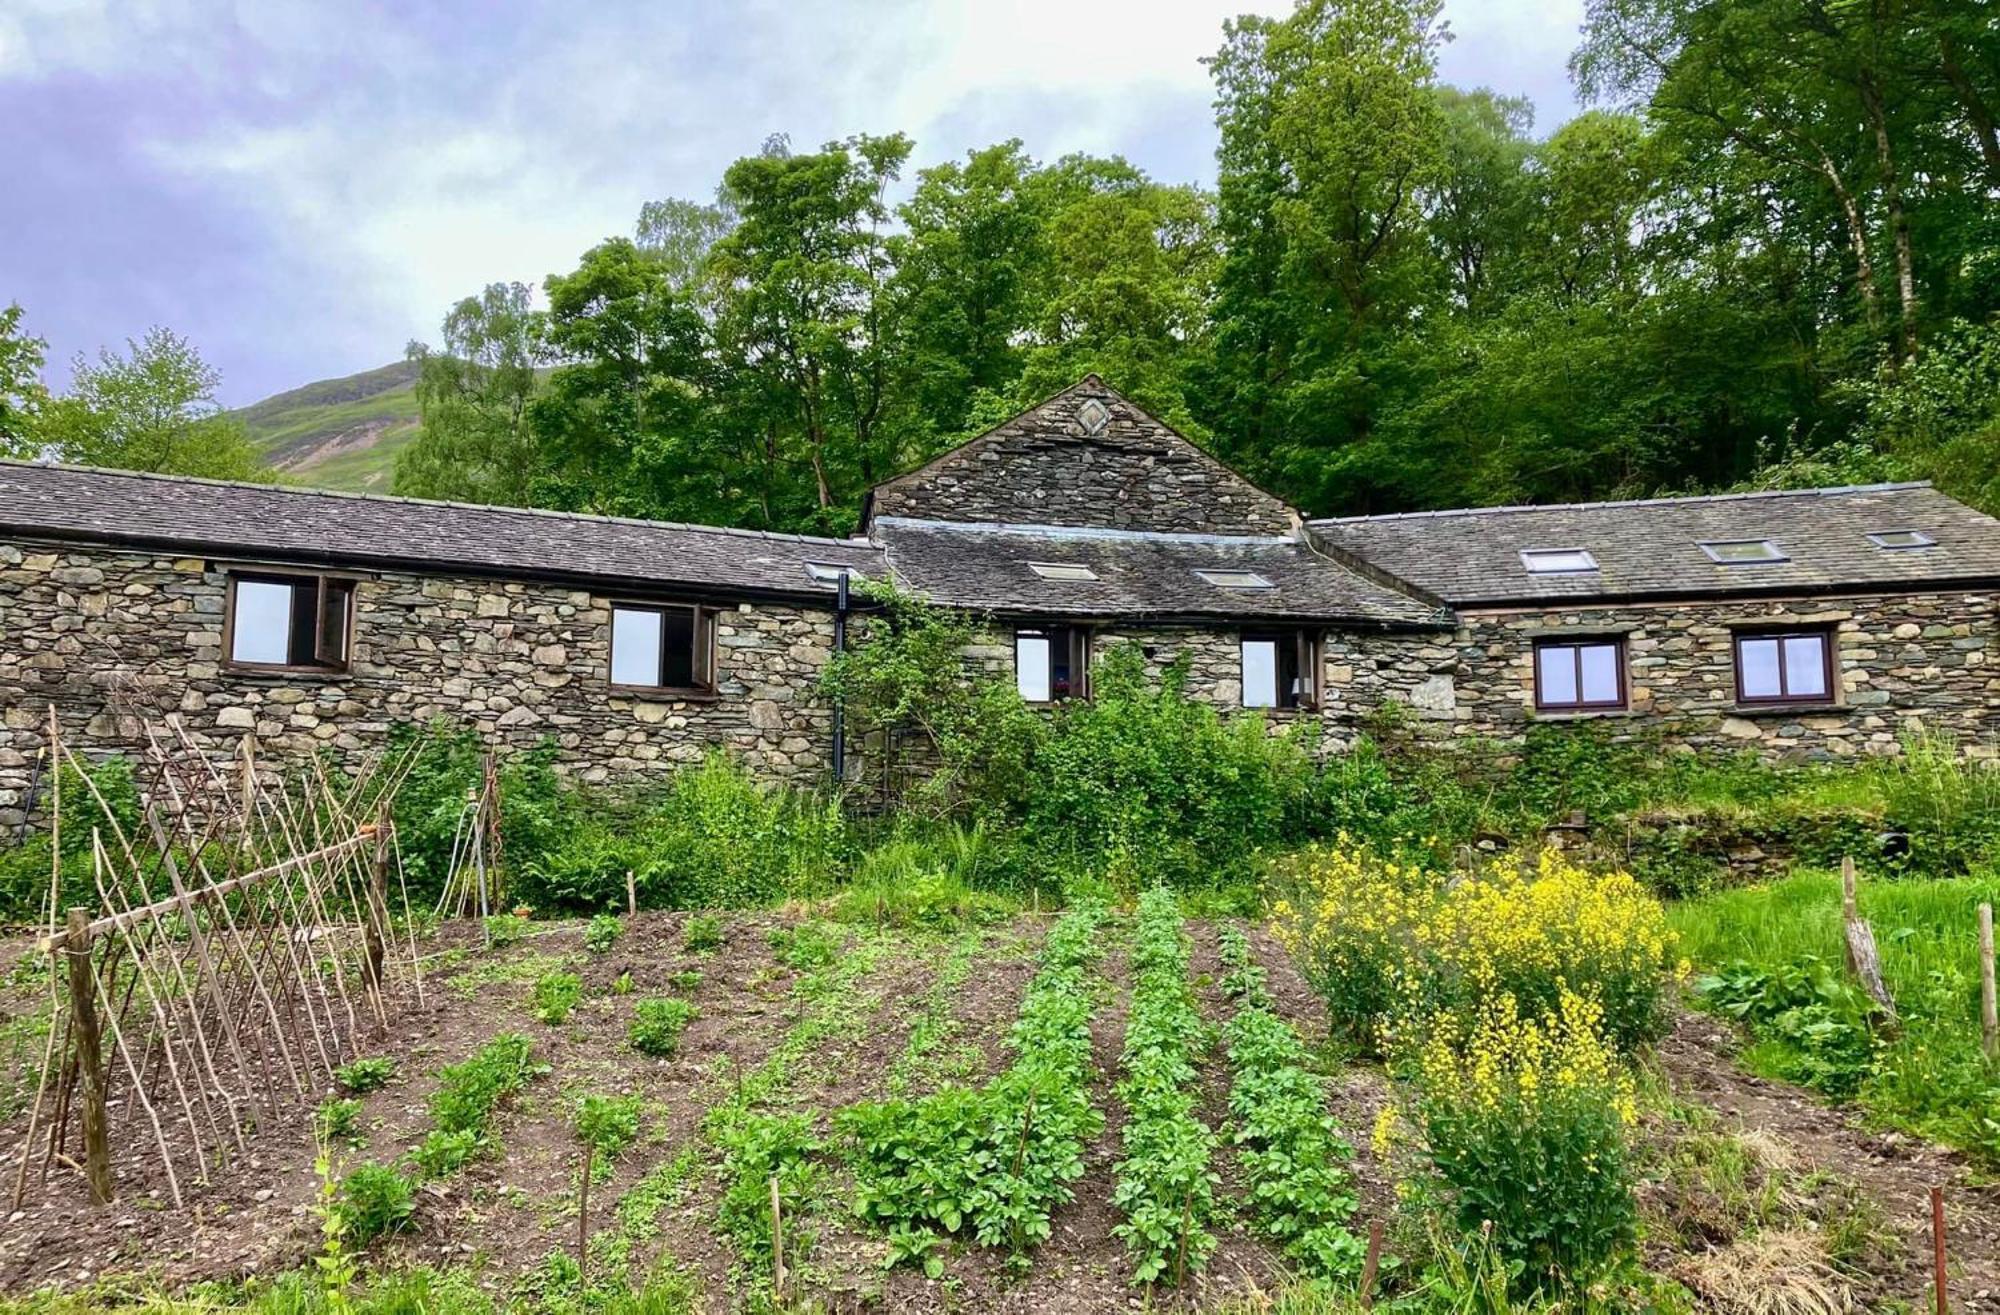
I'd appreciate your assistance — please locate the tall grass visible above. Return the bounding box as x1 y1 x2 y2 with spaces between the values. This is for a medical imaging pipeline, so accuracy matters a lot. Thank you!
1671 866 2000 1160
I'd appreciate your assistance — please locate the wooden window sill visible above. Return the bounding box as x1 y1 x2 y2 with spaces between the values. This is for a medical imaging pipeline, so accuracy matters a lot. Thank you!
608 684 722 703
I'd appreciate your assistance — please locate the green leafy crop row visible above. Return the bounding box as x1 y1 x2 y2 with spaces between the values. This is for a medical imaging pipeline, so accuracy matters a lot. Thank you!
841 902 1106 1270
1217 924 1365 1278
1110 889 1218 1285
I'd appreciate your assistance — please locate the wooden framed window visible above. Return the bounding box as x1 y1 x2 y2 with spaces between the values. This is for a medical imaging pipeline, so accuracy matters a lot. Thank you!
610 603 715 694
1533 637 1627 712
1016 625 1091 703
225 572 354 672
1734 629 1834 705
1242 630 1320 710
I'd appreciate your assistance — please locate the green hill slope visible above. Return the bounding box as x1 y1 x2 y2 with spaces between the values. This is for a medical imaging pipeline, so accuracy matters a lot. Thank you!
231 360 421 492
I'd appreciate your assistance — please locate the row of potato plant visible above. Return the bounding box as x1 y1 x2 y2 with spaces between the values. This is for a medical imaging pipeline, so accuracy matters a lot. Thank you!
1216 923 1365 1278
1110 888 1219 1285
841 901 1107 1271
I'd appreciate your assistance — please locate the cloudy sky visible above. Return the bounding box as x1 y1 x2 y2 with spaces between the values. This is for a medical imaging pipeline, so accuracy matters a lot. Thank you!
0 0 1585 406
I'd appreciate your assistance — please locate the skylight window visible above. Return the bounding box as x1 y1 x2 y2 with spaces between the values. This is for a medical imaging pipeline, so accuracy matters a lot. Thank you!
1867 529 1935 550
1196 569 1275 590
1700 539 1788 565
1520 548 1599 574
804 562 866 586
1028 561 1099 582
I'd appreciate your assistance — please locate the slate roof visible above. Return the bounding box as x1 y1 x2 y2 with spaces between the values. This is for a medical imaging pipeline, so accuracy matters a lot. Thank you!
873 517 1450 627
0 461 884 599
1310 483 2000 606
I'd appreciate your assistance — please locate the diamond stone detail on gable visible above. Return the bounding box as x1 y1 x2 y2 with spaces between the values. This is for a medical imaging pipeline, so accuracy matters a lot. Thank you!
1075 398 1110 435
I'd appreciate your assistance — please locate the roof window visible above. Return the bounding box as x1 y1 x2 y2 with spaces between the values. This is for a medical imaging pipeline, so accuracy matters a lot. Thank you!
804 562 865 586
1028 561 1100 582
1866 529 1935 550
1196 569 1275 590
1700 539 1788 565
1520 548 1599 574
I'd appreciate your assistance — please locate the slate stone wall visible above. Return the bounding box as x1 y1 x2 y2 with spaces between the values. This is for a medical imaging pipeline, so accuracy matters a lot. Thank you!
1395 591 2000 758
966 595 2000 761
868 379 1296 536
0 540 843 830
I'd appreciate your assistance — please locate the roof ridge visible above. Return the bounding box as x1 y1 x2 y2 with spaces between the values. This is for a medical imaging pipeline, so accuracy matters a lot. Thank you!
1310 482 1936 525
0 458 872 550
870 516 1295 546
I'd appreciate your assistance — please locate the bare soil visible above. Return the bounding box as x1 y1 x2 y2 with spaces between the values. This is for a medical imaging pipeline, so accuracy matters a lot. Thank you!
5 912 1999 1313
1656 1011 2000 1312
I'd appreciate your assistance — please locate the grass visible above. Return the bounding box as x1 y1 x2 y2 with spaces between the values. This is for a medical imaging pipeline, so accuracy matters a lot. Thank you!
1671 866 2000 1160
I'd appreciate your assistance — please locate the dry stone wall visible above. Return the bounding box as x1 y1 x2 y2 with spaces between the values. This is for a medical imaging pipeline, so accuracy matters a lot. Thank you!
869 379 1296 536
0 540 843 829
1405 591 2000 757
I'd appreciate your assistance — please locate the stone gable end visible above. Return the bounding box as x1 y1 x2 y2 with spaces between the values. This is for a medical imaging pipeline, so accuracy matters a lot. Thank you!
868 377 1297 535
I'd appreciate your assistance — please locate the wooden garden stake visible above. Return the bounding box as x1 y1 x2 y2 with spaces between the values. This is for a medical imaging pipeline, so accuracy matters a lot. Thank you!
1932 1184 1949 1314
1360 1219 1385 1310
625 869 637 918
1979 903 1997 1061
577 1144 592 1287
1841 856 1899 1023
64 909 113 1204
769 1174 786 1302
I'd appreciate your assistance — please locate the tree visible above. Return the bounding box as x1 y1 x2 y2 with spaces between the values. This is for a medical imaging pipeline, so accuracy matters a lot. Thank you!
34 327 265 480
395 282 552 505
707 133 915 529
0 303 49 456
1201 0 1450 510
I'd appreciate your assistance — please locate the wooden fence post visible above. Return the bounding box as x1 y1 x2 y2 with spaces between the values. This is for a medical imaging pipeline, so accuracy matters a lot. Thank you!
769 1174 786 1302
625 870 637 919
1841 856 1899 1023
64 908 112 1205
1978 903 1996 1062
364 822 390 1004
1932 1184 1949 1315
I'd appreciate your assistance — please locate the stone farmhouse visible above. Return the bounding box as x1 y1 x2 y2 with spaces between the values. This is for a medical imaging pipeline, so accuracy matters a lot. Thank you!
4 376 1999 825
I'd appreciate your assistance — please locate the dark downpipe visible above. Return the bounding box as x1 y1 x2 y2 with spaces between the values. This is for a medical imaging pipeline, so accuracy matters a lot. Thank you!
831 571 849 785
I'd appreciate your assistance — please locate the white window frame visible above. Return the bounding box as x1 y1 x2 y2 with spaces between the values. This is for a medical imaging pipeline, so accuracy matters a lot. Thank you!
1520 548 1600 574
1699 539 1788 565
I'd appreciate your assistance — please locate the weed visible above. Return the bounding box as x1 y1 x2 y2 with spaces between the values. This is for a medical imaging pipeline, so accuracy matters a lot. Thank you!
766 921 840 970
612 972 635 995
334 1057 397 1094
630 998 698 1058
315 1098 366 1148
576 1093 645 1161
668 969 704 993
532 970 585 1025
484 913 531 948
584 913 623 954
412 1128 480 1179
336 1163 416 1244
682 914 723 953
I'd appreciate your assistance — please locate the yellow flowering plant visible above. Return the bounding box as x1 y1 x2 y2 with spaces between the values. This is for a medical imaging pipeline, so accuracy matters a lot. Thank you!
1401 990 1638 1294
1270 839 1681 1053
1424 848 1683 1050
1267 839 1434 1045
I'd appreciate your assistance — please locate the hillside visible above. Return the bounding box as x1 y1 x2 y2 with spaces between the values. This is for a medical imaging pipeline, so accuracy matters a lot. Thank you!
230 359 420 491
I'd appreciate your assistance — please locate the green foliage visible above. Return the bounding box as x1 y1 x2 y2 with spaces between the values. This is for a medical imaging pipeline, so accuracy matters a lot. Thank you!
531 970 583 1025
482 914 530 948
334 1057 396 1095
429 1033 538 1138
629 998 698 1058
583 913 623 954
681 914 723 953
410 1129 480 1179
0 754 144 922
336 1163 416 1244
766 921 840 970
395 283 550 506
1673 869 2000 1163
840 902 1105 1262
1217 925 1365 1278
315 1098 365 1147
1693 960 1881 1099
0 302 49 452
574 1093 645 1161
29 327 268 480
714 1111 823 1275
1111 889 1219 1285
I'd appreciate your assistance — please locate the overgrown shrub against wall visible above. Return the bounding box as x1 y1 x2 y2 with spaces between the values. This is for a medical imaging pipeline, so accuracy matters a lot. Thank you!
0 755 142 923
